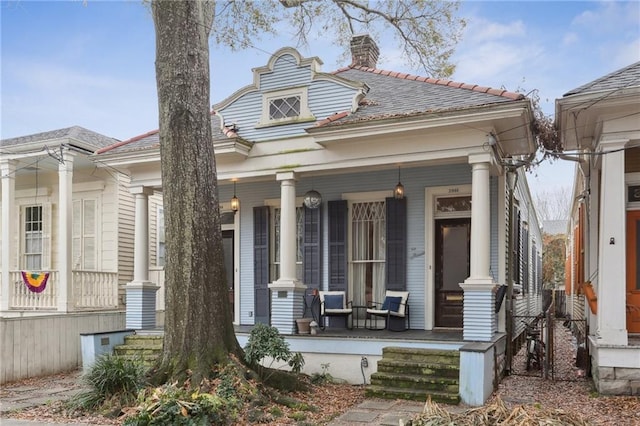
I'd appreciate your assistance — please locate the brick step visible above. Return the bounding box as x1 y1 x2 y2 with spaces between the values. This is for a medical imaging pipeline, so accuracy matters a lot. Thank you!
365 385 460 405
376 359 459 378
370 371 459 393
115 353 159 367
382 347 460 365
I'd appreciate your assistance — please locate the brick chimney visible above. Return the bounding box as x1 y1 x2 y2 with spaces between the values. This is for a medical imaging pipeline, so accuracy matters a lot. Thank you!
350 34 379 69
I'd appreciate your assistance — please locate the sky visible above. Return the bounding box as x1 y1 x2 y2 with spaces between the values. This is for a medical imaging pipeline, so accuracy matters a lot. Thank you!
1 1 639 199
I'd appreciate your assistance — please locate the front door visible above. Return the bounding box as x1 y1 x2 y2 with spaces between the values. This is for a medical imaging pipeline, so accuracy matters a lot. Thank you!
222 229 235 320
625 210 640 333
434 218 470 328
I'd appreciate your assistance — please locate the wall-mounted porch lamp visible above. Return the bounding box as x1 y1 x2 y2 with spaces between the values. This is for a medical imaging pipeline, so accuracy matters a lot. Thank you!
230 180 240 212
394 167 405 199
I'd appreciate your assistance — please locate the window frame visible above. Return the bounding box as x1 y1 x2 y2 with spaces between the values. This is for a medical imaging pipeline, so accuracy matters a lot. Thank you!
258 87 314 127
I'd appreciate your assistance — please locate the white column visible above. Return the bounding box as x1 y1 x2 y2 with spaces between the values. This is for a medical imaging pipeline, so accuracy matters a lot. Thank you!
126 186 158 330
57 149 75 312
596 140 628 345
133 187 153 283
1 159 16 311
270 172 306 335
460 153 497 341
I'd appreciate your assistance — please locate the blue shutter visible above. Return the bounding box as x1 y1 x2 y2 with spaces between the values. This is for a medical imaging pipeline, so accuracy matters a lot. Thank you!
253 206 270 324
303 205 322 289
386 197 407 291
328 200 347 292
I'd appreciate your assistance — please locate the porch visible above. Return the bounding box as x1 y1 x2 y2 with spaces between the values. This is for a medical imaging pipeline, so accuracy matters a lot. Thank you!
1 270 119 313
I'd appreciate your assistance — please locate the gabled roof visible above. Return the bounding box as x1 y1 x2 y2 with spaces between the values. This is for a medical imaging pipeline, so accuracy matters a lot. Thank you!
314 66 523 127
563 61 640 96
97 113 249 155
1 125 119 151
98 50 526 155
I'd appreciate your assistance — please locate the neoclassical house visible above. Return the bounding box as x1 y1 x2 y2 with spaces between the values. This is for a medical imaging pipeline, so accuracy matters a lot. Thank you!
95 36 543 404
561 61 640 395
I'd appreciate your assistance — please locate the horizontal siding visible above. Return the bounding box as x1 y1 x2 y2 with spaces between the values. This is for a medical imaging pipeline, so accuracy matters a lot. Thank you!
117 175 134 289
233 163 474 328
260 54 313 90
0 312 126 384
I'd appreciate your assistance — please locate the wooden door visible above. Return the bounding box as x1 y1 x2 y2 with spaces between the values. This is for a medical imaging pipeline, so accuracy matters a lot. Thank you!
626 211 640 333
435 218 470 328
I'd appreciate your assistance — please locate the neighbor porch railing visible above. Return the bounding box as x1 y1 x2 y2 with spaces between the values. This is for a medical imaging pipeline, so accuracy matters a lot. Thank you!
5 270 118 311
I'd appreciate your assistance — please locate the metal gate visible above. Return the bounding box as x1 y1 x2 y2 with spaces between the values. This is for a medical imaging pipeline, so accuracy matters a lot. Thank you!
511 308 588 381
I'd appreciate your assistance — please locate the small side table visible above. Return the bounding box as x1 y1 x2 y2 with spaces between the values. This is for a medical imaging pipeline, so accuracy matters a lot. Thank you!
351 306 368 329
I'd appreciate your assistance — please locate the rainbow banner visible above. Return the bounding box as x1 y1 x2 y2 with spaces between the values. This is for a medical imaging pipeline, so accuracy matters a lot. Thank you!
21 271 50 293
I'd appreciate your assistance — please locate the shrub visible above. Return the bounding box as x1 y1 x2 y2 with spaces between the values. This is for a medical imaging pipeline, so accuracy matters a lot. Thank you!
243 323 305 373
70 354 147 411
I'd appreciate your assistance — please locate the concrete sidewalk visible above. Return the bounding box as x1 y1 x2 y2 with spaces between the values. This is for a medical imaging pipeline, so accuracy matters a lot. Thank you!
0 371 432 426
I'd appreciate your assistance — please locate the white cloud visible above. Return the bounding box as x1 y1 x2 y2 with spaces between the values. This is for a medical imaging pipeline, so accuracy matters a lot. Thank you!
562 32 579 46
613 37 640 68
465 18 526 42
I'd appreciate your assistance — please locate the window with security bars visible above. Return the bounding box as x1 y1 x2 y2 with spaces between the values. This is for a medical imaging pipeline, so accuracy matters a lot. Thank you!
351 201 386 309
272 207 304 281
24 205 43 270
269 96 300 120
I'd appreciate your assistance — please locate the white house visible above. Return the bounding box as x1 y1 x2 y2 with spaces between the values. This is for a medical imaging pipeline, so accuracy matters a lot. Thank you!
96 36 544 404
560 61 640 395
0 126 136 383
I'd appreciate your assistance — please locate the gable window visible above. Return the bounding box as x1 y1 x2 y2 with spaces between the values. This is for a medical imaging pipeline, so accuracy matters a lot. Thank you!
260 87 313 126
73 199 97 270
270 96 300 120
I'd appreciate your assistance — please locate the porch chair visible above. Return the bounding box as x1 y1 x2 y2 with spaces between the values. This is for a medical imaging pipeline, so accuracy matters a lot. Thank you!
366 290 410 331
319 291 353 329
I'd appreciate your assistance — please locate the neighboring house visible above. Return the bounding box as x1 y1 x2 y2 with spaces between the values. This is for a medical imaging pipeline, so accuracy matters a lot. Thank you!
97 35 543 405
0 126 133 383
559 61 640 395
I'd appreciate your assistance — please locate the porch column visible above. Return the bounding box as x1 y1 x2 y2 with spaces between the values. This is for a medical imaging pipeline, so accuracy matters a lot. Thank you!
126 186 158 330
1 158 16 311
57 149 75 312
596 139 628 345
460 153 497 342
269 171 306 334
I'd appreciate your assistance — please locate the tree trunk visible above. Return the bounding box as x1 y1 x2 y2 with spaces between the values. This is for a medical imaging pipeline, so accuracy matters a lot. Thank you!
151 0 242 386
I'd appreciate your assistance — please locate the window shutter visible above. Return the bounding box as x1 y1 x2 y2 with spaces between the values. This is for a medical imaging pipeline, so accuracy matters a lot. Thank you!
253 206 270 324
83 199 97 270
41 202 52 270
73 200 82 269
328 200 347 291
386 197 407 291
303 205 322 289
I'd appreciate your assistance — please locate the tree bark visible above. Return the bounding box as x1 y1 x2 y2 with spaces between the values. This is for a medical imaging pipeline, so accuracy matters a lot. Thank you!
151 0 242 386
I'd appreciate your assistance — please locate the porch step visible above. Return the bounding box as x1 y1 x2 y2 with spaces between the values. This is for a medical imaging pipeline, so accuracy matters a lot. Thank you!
366 347 460 404
113 334 163 365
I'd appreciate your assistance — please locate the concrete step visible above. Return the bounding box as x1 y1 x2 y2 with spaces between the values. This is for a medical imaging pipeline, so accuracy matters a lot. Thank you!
365 384 460 404
376 359 459 378
370 371 458 394
382 347 460 365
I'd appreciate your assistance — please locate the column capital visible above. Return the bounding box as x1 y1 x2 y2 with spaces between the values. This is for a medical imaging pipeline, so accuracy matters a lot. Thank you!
276 171 296 182
468 152 493 165
598 138 628 151
130 186 154 196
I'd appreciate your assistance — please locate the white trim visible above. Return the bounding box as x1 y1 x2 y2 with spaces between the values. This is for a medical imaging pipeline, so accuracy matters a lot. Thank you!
220 204 240 325
74 181 105 192
15 187 51 198
342 190 392 202
425 185 472 330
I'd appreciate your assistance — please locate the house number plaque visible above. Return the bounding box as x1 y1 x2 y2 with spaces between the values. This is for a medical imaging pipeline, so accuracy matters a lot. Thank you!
628 185 640 203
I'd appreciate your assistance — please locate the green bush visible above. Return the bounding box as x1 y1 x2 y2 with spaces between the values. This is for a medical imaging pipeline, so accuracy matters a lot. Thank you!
243 323 305 373
70 354 147 411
